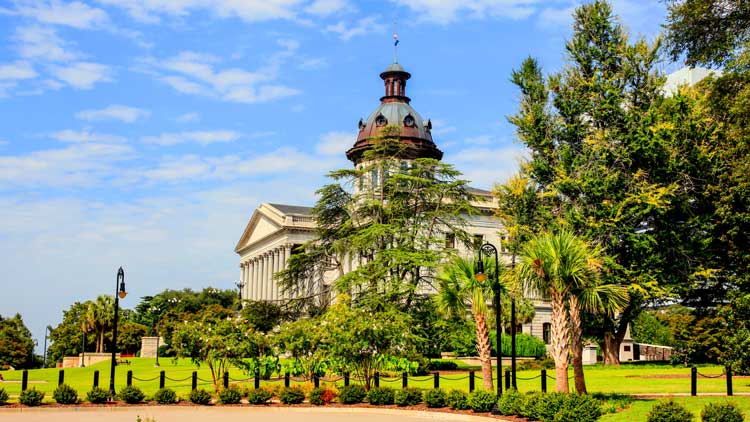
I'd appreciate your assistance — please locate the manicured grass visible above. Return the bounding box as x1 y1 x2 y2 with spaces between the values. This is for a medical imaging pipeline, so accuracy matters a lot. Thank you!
601 396 750 422
2 359 747 422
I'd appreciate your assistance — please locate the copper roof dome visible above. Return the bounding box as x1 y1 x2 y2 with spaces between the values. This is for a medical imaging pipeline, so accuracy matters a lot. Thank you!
346 62 443 164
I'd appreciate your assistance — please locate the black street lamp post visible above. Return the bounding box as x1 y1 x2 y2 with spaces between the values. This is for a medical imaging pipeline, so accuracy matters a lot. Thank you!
476 242 519 410
109 267 127 398
475 243 502 403
81 332 86 368
42 325 52 368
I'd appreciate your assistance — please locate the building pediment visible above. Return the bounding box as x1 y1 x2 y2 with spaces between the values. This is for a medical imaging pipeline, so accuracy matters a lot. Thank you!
234 203 315 254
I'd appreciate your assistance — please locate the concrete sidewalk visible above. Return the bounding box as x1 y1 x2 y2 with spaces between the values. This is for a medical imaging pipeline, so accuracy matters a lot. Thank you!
0 406 505 422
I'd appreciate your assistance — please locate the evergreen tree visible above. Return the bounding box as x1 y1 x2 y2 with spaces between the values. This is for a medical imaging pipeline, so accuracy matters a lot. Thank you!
0 313 36 369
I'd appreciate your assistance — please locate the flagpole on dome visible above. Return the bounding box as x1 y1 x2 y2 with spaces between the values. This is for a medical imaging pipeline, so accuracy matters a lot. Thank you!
393 21 399 63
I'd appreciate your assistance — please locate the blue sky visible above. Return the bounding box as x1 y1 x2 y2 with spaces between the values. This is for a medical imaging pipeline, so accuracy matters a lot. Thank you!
0 0 670 348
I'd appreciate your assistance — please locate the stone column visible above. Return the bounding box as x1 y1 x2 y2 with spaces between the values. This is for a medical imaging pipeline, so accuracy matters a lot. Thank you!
253 258 260 301
283 245 292 299
263 253 271 301
246 261 253 301
239 263 246 301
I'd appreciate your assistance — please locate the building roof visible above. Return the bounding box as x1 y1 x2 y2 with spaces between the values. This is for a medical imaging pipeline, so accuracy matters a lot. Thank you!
268 203 313 215
346 62 442 164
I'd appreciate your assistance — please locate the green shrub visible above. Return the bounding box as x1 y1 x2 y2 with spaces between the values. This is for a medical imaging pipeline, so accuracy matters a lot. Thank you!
520 392 543 420
553 394 602 422
424 389 447 408
447 389 469 410
428 361 459 371
189 388 212 405
218 386 242 404
86 387 110 404
366 387 395 405
496 388 523 416
339 385 366 404
118 385 145 404
309 388 336 405
19 388 45 406
279 386 305 404
536 393 569 422
467 390 497 413
0 387 9 405
247 388 273 405
53 384 78 404
154 388 177 404
647 400 694 422
395 388 422 406
701 402 744 422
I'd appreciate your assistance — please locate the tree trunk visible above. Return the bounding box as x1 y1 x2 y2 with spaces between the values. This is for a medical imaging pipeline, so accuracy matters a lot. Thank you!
569 295 587 394
602 332 621 365
550 291 570 393
474 311 494 391
97 330 104 353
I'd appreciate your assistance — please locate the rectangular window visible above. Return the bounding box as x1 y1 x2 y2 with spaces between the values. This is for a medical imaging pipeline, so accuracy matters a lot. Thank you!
543 323 551 344
473 234 484 249
371 169 379 187
624 345 631 352
445 233 456 249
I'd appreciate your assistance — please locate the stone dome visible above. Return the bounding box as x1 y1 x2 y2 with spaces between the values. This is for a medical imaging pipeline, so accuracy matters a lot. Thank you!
346 62 443 165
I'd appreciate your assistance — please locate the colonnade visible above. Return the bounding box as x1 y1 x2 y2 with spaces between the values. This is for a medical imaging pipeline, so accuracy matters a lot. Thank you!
239 244 293 301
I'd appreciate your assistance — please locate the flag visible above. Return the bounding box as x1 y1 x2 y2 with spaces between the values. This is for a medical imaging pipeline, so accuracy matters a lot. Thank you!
393 33 399 46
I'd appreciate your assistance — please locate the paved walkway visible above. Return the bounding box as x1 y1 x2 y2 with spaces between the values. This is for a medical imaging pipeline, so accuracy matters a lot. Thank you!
0 406 505 422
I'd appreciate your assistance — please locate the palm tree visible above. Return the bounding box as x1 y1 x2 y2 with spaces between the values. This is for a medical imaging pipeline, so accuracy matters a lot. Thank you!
569 283 629 393
517 230 599 393
86 296 114 353
436 256 504 391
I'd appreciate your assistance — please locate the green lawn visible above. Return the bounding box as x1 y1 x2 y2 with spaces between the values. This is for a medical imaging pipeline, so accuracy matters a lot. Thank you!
1 359 747 422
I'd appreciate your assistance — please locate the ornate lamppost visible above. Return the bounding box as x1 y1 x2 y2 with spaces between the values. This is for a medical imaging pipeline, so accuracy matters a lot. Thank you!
475 243 502 404
109 267 127 398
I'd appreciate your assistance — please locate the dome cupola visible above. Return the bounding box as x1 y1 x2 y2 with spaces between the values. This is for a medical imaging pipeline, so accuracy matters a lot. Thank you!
346 62 443 165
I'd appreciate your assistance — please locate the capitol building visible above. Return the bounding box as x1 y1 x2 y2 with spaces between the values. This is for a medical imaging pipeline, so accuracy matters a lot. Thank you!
233 59 560 346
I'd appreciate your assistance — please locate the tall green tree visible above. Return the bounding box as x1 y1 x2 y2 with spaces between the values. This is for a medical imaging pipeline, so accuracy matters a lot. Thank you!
278 129 477 311
664 0 750 69
508 1 678 364
0 313 36 369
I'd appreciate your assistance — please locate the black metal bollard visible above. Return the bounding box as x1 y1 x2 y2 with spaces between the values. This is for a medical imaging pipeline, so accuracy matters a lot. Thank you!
434 372 439 389
314 374 320 388
469 371 475 393
541 369 547 393
127 370 133 386
374 372 379 388
505 369 511 390
93 370 99 388
191 371 198 391
284 372 290 388
159 370 165 389
58 369 64 386
344 372 350 386
21 369 28 391
223 371 229 389
691 367 697 396
402 372 408 389
255 369 261 389
726 366 733 396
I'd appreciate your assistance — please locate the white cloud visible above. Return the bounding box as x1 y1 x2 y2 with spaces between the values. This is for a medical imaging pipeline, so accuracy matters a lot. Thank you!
390 0 537 24
464 135 493 145
142 130 242 146
449 144 528 188
0 61 37 80
0 142 134 189
305 0 349 16
14 0 109 29
50 62 112 89
15 25 79 62
96 0 310 23
316 131 354 155
430 119 457 136
51 129 126 143
176 112 200 123
325 15 385 41
143 42 300 103
76 104 150 123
